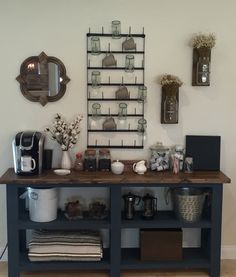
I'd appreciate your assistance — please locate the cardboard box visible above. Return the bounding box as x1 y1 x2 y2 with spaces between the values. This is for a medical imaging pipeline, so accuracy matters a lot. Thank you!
140 229 182 261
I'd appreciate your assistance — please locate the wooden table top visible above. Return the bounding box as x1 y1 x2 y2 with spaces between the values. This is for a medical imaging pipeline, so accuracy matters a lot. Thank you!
0 168 231 186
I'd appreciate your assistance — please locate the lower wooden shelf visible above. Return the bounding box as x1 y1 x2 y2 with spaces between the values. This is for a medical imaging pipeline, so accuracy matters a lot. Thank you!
19 248 209 272
121 248 210 270
18 211 110 230
19 249 110 271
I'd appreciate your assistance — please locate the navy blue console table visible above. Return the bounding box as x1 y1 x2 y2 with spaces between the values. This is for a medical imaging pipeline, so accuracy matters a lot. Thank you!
0 168 230 277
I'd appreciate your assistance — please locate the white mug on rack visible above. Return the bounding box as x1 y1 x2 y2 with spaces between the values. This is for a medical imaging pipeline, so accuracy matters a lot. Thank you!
21 156 36 172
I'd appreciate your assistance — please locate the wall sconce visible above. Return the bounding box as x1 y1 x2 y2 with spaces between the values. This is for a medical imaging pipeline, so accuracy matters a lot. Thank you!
158 74 183 124
192 47 211 86
191 33 216 86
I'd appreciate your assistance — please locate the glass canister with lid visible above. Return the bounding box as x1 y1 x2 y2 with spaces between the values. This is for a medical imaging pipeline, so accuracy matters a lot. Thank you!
98 149 111 171
149 142 170 171
84 149 97 171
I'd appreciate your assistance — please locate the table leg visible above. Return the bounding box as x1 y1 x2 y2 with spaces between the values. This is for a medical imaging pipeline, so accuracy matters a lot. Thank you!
7 185 20 277
109 186 121 277
209 184 223 277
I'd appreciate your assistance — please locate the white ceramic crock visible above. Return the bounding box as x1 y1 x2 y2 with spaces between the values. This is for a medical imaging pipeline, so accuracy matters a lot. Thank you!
28 187 58 222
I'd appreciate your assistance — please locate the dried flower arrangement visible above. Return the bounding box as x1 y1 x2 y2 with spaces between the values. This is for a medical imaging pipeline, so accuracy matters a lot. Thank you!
45 114 83 151
191 33 216 49
158 74 183 87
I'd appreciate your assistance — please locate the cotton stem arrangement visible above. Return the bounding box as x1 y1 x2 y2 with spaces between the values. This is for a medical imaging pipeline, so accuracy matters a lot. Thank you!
45 114 83 151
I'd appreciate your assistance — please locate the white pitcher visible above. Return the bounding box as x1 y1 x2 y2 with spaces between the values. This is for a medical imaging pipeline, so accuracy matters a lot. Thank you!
133 160 147 175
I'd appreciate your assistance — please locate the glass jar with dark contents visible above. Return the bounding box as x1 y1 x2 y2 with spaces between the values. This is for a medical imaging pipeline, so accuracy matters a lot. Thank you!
84 149 97 171
98 149 111 171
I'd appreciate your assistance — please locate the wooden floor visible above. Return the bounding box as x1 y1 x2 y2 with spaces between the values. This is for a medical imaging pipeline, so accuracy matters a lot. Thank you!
0 260 236 277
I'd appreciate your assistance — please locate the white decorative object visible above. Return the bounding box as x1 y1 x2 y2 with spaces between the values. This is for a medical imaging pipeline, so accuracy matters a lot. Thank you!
54 169 71 176
61 150 72 169
133 160 147 174
111 160 124 175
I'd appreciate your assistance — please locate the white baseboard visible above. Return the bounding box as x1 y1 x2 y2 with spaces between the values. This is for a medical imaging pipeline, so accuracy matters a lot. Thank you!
0 245 235 262
222 245 236 259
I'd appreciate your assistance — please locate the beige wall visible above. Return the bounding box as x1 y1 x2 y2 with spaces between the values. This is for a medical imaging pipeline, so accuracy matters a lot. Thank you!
0 0 235 249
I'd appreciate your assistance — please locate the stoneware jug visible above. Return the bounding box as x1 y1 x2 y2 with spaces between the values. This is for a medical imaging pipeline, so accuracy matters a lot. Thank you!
133 160 147 175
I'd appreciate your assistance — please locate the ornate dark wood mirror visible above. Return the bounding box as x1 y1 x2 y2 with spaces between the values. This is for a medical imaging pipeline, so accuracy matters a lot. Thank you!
16 52 70 106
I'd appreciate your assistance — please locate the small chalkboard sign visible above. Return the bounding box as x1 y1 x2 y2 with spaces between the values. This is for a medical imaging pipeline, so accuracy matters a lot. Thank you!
185 135 221 171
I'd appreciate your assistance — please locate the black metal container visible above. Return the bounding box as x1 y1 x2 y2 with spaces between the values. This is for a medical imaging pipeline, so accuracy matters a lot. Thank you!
141 193 157 219
122 192 141 219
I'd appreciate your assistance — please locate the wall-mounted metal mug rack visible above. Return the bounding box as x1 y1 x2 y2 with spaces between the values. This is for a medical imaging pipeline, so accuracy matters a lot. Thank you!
87 26 146 149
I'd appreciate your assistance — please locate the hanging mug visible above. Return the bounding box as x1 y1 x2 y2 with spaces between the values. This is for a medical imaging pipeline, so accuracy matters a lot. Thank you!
116 86 129 99
102 53 117 67
122 37 136 51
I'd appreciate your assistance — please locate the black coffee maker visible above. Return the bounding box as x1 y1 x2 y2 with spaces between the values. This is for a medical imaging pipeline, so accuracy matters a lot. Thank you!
12 131 45 175
141 193 157 219
123 192 141 219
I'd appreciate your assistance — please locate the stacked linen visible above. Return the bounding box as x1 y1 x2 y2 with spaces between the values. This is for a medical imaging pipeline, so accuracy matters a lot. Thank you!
28 230 103 262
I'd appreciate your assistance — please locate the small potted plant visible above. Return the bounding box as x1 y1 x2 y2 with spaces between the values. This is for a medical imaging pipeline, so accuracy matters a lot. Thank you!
45 114 83 169
158 74 183 124
190 33 216 86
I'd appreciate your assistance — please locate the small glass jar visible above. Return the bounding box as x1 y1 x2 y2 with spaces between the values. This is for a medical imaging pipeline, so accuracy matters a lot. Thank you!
91 71 101 88
138 85 147 102
74 152 84 171
196 56 210 85
84 149 97 171
98 149 111 171
137 118 147 134
111 20 121 39
92 103 101 119
125 54 135 72
184 157 193 173
91 36 101 55
118 103 127 120
164 94 178 123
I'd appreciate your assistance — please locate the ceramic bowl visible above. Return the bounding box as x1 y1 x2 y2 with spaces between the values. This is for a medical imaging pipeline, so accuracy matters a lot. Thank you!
111 160 124 175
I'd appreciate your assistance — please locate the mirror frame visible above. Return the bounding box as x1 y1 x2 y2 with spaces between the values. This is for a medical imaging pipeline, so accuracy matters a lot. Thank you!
16 52 70 106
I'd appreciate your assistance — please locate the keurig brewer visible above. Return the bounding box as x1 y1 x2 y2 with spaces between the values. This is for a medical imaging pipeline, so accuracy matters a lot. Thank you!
12 131 45 175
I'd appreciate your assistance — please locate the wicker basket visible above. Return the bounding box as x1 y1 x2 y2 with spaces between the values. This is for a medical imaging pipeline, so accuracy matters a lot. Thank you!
173 188 205 223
